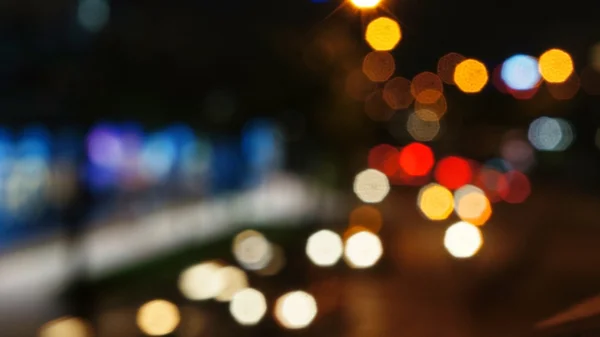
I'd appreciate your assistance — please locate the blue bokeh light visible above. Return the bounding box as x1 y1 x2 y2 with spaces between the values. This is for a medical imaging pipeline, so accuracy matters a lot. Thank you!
241 119 282 172
501 54 541 91
18 125 51 161
87 123 125 170
139 131 177 182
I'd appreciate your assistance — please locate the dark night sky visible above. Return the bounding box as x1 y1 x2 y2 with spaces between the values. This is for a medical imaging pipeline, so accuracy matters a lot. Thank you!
0 0 599 187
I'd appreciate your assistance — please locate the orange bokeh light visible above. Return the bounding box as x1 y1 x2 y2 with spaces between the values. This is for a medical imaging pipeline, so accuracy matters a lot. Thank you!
437 52 466 85
383 77 414 110
454 58 488 93
411 72 444 104
362 51 395 82
539 48 574 83
546 73 580 100
415 93 447 120
349 205 383 233
365 17 401 51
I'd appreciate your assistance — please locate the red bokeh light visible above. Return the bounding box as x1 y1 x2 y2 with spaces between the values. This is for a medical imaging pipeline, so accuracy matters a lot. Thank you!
474 168 509 203
508 85 540 100
434 156 473 190
492 65 508 94
368 144 399 177
398 142 434 177
502 171 531 204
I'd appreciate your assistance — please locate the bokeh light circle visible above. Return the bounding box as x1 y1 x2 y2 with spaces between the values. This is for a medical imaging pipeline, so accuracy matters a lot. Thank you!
362 51 395 82
274 291 318 329
305 230 344 267
365 17 401 51
136 299 181 336
398 142 434 176
528 117 573 151
434 156 472 190
417 183 454 221
229 288 267 326
353 168 390 203
454 59 489 93
444 221 483 258
344 230 383 268
501 54 541 91
539 48 574 83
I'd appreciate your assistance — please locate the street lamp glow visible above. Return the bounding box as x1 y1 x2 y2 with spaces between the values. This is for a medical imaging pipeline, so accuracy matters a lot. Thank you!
350 0 382 9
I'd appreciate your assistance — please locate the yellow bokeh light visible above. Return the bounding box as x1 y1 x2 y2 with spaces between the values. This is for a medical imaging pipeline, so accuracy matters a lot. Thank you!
444 221 483 258
229 288 267 326
539 48 574 83
365 17 401 51
454 58 488 93
274 291 318 329
417 183 454 221
306 229 344 267
178 261 223 301
454 185 492 226
39 317 91 337
349 0 382 9
137 299 181 336
215 266 248 302
344 230 383 268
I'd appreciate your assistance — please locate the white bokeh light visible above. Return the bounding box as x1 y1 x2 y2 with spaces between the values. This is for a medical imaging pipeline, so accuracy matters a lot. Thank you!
349 0 382 9
501 54 541 91
528 117 573 151
344 231 383 268
353 169 390 203
274 291 318 329
232 230 273 271
305 230 344 267
229 288 267 326
444 221 483 258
